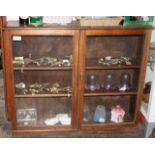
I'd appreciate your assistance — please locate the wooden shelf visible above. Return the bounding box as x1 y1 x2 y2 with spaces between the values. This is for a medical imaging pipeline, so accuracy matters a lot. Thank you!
86 59 140 70
13 66 72 71
86 65 140 70
84 91 137 96
15 93 72 98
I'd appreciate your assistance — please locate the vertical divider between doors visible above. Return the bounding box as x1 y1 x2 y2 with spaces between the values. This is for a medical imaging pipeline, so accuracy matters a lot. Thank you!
77 30 86 128
71 30 80 129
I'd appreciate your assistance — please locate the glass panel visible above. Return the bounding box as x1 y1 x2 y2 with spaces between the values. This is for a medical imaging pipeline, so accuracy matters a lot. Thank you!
83 96 136 124
16 97 72 126
12 35 74 127
12 36 73 68
86 35 144 68
83 34 142 126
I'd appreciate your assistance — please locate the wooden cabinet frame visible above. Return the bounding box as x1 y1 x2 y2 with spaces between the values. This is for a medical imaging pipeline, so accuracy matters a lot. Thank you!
3 29 79 132
1 21 153 135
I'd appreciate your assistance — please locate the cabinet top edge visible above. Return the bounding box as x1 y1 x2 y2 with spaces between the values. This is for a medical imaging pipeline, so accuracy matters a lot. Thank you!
3 21 154 31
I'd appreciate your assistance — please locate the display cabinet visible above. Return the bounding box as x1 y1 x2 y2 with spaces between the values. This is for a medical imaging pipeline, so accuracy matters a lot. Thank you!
1 20 153 135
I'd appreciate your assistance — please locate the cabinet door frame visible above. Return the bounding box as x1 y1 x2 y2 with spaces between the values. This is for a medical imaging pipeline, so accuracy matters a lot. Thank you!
3 29 79 131
78 29 152 131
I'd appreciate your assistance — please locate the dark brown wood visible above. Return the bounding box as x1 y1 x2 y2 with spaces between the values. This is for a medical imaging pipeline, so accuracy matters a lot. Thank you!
1 21 153 135
3 31 17 128
4 20 154 30
1 16 6 27
12 123 136 137
77 30 86 129
14 66 72 71
84 92 137 96
15 94 72 98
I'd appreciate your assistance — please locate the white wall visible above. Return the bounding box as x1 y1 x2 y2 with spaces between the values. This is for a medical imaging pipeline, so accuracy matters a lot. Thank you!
146 18 155 122
7 16 18 21
151 31 155 42
151 19 155 42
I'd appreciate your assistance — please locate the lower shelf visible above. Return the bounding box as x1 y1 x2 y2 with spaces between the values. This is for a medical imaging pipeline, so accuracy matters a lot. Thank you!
15 97 72 126
82 95 136 126
82 112 133 125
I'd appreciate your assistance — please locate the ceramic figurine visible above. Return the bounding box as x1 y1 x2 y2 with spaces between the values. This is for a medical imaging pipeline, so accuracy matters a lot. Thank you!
44 117 59 125
16 82 26 89
111 105 125 123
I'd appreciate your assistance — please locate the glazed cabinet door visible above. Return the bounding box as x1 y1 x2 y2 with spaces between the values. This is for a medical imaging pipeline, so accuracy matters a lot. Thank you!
78 29 151 131
3 29 79 131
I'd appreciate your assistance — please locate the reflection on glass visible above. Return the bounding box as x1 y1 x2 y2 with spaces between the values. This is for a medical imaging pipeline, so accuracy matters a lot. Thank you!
83 105 91 122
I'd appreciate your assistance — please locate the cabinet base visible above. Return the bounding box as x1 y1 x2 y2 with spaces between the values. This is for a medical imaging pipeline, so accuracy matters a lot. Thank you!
12 125 140 137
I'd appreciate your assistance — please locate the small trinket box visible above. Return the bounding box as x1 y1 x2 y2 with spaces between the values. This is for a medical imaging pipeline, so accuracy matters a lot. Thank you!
16 108 37 125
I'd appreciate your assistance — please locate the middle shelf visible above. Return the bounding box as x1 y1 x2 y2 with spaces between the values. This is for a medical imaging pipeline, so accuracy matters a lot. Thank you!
13 68 140 98
15 92 137 98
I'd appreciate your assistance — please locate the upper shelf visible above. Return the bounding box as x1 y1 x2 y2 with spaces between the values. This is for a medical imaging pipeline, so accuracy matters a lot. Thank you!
85 58 140 70
3 21 154 30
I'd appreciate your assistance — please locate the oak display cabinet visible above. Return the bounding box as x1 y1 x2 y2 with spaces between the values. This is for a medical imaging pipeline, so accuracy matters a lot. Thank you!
2 21 153 135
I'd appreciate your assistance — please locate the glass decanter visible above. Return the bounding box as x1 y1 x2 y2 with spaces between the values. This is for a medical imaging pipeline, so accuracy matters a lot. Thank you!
85 74 100 91
102 73 114 91
119 72 131 91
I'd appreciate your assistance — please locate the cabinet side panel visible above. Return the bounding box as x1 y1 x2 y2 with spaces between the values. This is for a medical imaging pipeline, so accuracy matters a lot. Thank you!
134 30 152 122
3 31 17 128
